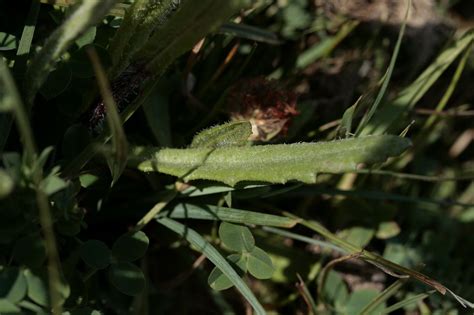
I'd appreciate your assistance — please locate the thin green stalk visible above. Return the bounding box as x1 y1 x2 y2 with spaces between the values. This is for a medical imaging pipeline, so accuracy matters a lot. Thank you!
0 59 63 314
355 0 410 135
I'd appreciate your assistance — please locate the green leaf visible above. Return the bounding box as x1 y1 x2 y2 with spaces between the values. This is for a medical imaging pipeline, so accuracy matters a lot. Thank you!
247 247 274 280
376 221 400 240
156 217 265 315
190 121 252 148
339 102 357 137
219 222 255 253
208 254 247 291
132 135 412 186
79 173 99 188
12 234 46 268
112 231 149 262
339 226 375 248
346 289 384 314
76 27 96 48
0 268 27 303
358 279 406 315
80 240 111 269
108 262 145 296
0 298 20 313
381 291 434 314
24 0 118 105
23 268 69 308
0 169 14 199
165 203 297 228
323 271 349 310
40 174 67 196
0 33 17 51
24 270 49 307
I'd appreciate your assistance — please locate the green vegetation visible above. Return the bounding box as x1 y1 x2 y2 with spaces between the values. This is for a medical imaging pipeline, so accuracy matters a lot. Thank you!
0 0 473 314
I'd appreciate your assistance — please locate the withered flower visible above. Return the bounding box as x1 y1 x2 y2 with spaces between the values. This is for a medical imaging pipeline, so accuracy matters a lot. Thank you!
227 76 298 141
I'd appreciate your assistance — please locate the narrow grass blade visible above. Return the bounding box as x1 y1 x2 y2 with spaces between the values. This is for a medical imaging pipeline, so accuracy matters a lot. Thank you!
360 28 474 135
261 226 346 253
355 0 410 135
156 217 266 315
285 213 474 309
24 0 118 106
87 47 128 186
381 291 435 314
15 0 40 71
131 135 411 186
219 22 281 45
296 20 359 70
162 203 298 228
358 279 407 315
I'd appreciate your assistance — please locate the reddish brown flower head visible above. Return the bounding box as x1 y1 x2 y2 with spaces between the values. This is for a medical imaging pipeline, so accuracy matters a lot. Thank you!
227 77 298 141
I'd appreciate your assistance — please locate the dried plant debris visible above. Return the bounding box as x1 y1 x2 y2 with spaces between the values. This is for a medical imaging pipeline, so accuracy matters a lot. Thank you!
228 77 299 142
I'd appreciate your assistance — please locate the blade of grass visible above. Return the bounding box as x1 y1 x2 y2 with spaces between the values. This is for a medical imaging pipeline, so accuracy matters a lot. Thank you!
296 20 359 70
156 217 266 315
219 22 281 45
358 279 408 315
87 47 128 186
285 212 474 309
381 291 435 314
15 0 40 72
421 43 472 132
360 28 474 136
262 226 346 253
162 203 298 228
0 58 63 314
355 0 410 135
394 42 473 168
24 0 118 106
